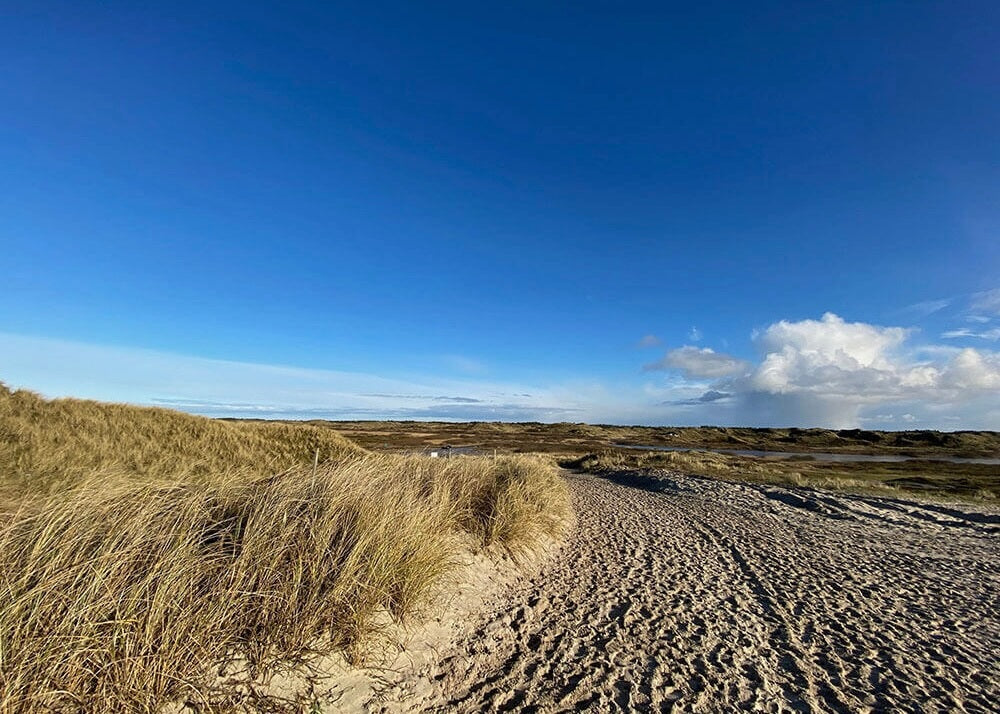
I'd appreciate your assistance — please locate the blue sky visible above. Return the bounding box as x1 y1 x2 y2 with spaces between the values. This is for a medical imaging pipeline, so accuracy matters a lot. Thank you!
2 1 999 428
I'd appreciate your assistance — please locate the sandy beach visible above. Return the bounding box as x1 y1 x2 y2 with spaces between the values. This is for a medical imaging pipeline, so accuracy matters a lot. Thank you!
373 471 1000 713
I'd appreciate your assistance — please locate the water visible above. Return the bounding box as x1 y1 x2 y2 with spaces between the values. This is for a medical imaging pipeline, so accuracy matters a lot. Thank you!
612 444 1000 466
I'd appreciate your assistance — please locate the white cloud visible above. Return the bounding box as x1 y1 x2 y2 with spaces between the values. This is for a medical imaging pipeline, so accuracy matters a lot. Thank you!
687 326 702 342
971 288 1000 316
936 288 1000 344
942 327 1000 341
3 318 998 431
644 346 751 379
747 313 911 397
637 334 661 348
900 297 952 318
734 314 1000 427
0 332 698 426
0 333 584 422
646 313 1000 429
939 348 1000 391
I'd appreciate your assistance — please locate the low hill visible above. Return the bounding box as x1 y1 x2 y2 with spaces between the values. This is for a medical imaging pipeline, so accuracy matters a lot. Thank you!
0 383 364 493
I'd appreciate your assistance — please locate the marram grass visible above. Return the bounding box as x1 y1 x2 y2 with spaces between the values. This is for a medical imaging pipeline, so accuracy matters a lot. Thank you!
0 385 571 712
0 383 364 495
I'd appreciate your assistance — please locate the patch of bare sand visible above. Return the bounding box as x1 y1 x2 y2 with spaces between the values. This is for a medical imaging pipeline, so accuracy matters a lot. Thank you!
315 542 559 712
178 539 561 712
410 472 999 713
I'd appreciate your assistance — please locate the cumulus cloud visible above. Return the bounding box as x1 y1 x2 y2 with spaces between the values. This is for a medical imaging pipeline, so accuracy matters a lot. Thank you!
3 319 997 430
939 348 1000 391
644 346 750 379
649 313 1000 428
765 318 998 425
737 314 1000 424
747 313 912 397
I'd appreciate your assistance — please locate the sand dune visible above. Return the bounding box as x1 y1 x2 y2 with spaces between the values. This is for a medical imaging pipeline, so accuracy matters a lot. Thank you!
376 471 1000 713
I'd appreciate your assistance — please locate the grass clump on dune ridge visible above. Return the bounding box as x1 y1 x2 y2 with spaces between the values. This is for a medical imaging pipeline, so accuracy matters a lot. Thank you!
0 383 364 494
0 386 571 713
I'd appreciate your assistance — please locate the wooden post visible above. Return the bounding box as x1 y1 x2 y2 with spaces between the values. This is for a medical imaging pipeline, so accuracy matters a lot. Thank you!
312 449 319 488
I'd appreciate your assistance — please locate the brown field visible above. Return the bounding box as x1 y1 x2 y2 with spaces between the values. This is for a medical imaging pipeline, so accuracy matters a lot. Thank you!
277 420 1000 500
287 420 1000 457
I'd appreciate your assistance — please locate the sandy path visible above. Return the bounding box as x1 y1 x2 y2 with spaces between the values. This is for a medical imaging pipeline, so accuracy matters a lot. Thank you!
413 471 999 713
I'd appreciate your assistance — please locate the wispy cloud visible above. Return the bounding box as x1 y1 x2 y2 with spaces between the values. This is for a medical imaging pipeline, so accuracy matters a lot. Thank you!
937 287 1000 341
942 328 1000 341
150 397 577 421
971 288 1000 316
441 354 488 375
687 327 702 342
360 394 484 403
636 334 661 348
897 289 1000 339
0 333 579 423
899 297 952 318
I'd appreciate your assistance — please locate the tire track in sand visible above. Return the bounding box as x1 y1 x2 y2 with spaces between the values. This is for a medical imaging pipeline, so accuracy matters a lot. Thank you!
413 471 999 713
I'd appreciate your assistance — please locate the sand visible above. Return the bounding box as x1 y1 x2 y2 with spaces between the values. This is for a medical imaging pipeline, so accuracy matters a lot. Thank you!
381 471 1000 713
257 469 1000 712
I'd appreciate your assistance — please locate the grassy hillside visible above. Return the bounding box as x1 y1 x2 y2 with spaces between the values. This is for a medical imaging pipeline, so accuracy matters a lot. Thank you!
0 385 572 712
0 383 364 494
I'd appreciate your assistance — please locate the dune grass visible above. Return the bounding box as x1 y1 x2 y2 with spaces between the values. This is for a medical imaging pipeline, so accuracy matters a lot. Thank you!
0 385 571 712
0 384 364 496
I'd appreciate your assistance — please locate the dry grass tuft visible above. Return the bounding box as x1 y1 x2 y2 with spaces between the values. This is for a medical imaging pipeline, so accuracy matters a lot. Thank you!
0 386 571 712
564 449 773 478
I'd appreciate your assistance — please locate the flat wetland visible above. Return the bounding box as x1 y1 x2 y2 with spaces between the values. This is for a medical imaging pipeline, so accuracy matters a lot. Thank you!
258 421 1000 501
278 421 1000 456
